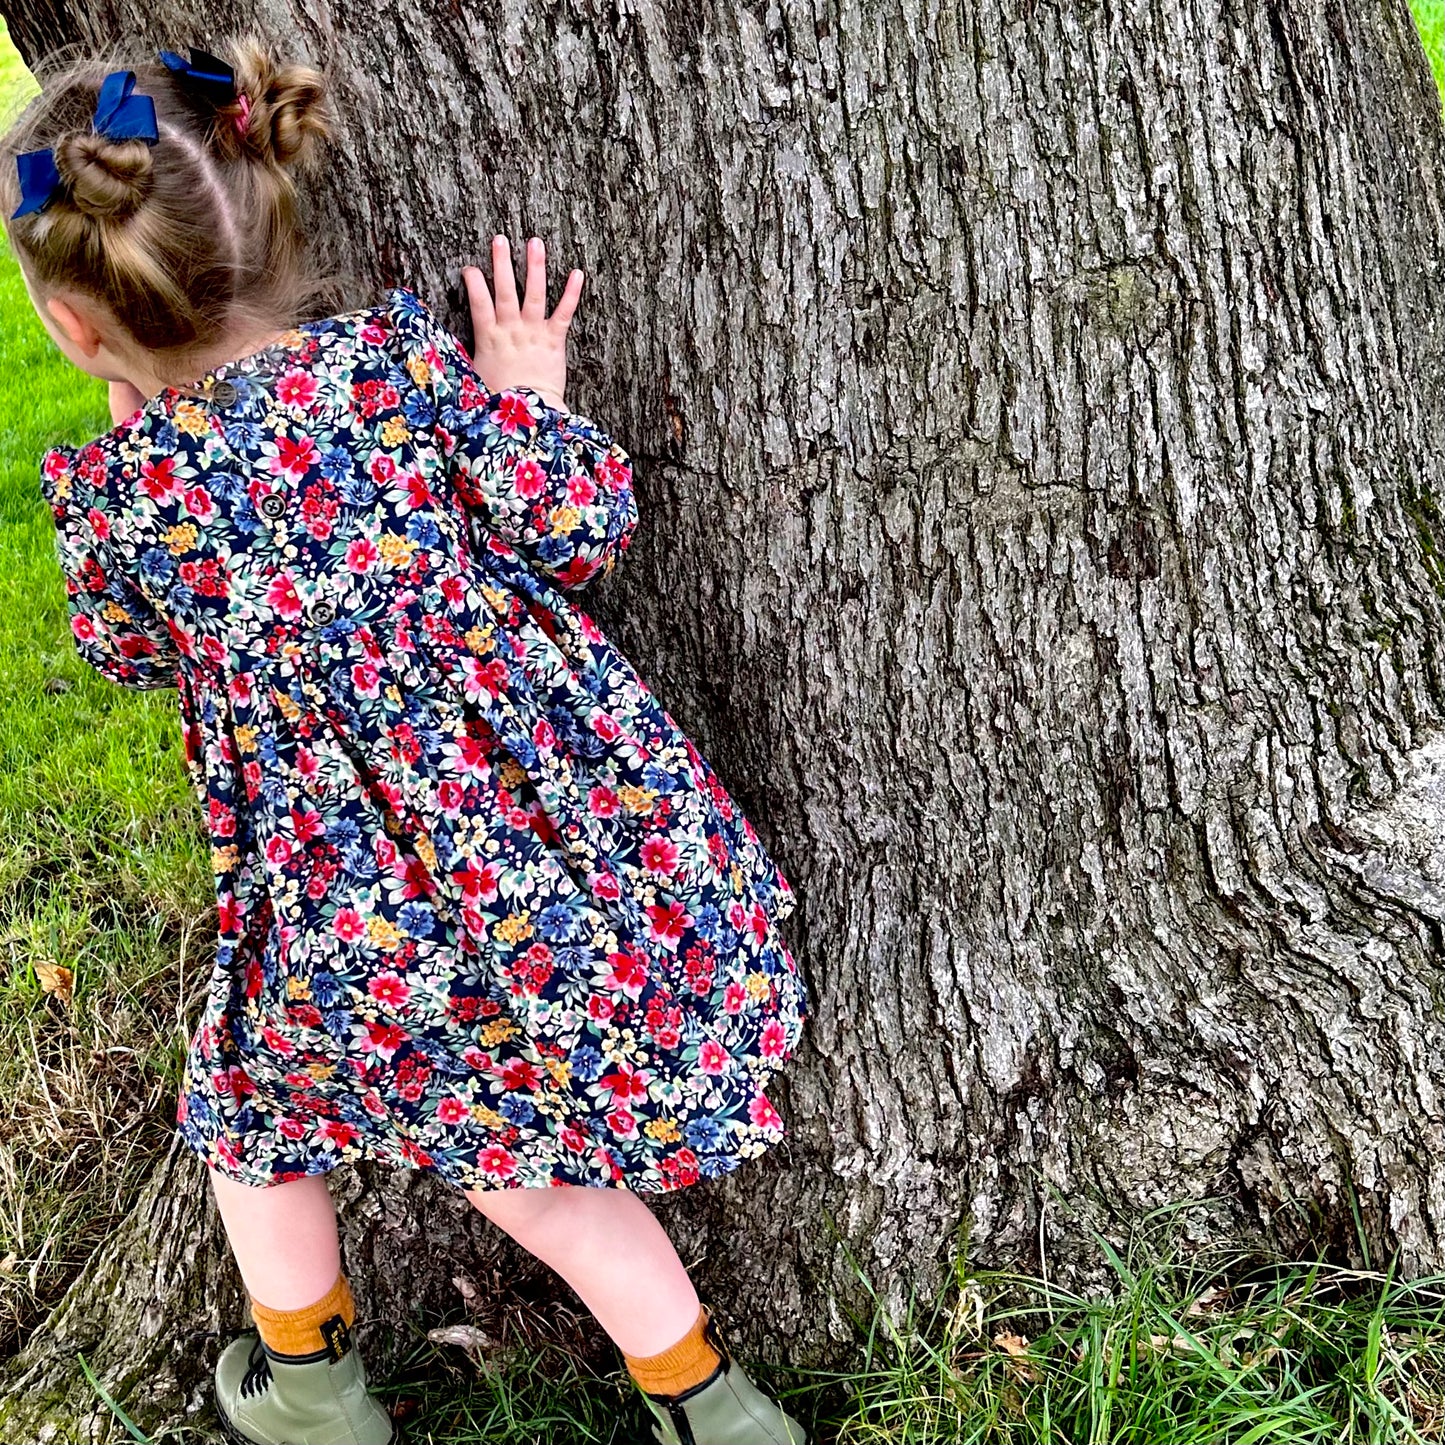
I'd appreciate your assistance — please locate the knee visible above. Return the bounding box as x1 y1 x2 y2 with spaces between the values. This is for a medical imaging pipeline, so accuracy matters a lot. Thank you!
464 1183 580 1245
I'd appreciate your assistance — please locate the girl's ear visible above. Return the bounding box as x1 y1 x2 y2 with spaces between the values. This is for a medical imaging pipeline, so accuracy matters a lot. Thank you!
45 295 105 358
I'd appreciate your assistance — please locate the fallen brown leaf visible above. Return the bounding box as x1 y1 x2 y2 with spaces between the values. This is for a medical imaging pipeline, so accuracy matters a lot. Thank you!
35 962 74 1005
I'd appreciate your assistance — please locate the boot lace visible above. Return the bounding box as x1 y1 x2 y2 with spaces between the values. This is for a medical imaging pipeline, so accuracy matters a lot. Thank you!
240 1336 274 1400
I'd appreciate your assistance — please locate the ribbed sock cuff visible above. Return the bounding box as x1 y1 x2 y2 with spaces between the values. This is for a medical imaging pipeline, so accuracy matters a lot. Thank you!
623 1304 724 1398
250 1272 354 1360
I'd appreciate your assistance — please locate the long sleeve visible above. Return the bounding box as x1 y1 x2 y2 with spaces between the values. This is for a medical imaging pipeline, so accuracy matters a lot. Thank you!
41 444 180 691
390 289 638 591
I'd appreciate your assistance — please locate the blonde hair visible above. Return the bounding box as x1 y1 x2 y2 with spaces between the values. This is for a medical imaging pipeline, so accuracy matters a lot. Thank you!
0 36 334 369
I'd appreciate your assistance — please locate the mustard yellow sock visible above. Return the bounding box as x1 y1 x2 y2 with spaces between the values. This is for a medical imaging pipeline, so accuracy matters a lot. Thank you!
250 1272 355 1359
623 1304 725 1398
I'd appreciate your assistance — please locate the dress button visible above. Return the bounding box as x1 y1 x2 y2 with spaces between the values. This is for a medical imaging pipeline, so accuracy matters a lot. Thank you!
208 379 239 408
310 600 336 627
258 493 286 520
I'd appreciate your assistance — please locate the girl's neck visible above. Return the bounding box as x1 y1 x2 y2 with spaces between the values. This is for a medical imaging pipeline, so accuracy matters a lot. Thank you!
132 322 296 399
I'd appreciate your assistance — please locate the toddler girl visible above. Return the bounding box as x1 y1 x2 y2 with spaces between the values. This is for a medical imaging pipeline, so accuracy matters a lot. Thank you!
3 37 809 1445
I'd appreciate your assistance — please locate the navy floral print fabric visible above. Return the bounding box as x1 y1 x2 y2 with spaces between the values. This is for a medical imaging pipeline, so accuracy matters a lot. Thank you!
40 288 808 1192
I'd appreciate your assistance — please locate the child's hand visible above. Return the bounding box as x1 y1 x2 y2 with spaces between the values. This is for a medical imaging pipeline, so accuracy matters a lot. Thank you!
463 235 583 413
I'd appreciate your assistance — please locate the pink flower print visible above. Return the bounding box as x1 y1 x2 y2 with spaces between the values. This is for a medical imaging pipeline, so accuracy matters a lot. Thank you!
697 1040 730 1075
140 456 181 501
605 1108 638 1139
362 1021 407 1060
319 1120 360 1148
333 908 366 943
264 571 303 620
478 1145 517 1178
277 367 319 407
748 1094 782 1131
493 392 537 435
640 834 680 877
747 903 770 945
182 485 216 524
589 870 621 902
760 1019 788 1059
647 901 692 950
291 804 325 842
501 1059 541 1092
723 981 749 1014
565 472 596 506
590 711 622 742
436 1096 469 1125
369 971 410 1008
514 458 547 499
461 654 509 700
604 950 649 998
600 1063 650 1104
351 662 381 698
451 858 501 903
588 786 620 818
271 435 318 481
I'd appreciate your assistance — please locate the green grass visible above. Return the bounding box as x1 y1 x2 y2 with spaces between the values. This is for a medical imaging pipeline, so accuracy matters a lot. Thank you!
0 22 211 1356
7 12 1445 1445
1416 0 1445 101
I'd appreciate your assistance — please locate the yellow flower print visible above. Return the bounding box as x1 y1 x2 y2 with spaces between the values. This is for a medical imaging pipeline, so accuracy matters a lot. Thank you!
211 844 239 873
464 625 494 654
619 785 658 815
415 833 438 873
406 354 431 387
367 916 402 951
495 913 534 945
377 531 417 568
273 689 302 722
381 417 412 446
545 1057 571 1087
101 600 136 625
286 977 311 1000
234 724 259 754
174 401 211 437
644 1117 682 1144
305 1060 336 1083
163 521 198 555
481 1018 519 1046
481 584 509 612
746 971 772 1002
499 759 527 790
549 503 580 534
472 1104 507 1129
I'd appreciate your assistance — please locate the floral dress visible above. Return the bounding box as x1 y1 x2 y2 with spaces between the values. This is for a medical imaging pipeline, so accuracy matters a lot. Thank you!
40 288 808 1192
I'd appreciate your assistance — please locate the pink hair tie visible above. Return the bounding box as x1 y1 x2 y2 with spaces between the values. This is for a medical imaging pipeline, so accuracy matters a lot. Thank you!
233 93 251 136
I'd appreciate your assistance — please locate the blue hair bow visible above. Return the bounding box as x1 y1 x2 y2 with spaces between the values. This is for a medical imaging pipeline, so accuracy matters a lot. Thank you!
158 47 236 106
12 69 159 219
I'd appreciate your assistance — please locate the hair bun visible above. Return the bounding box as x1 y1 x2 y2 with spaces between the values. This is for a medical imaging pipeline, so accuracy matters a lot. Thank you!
227 37 330 169
53 132 154 219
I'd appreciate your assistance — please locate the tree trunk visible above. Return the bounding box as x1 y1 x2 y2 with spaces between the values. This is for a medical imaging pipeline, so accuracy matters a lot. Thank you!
8 0 1445 1435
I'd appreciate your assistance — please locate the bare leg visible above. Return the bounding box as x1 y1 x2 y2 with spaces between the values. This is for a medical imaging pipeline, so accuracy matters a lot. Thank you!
208 1167 343 1309
465 1185 702 1357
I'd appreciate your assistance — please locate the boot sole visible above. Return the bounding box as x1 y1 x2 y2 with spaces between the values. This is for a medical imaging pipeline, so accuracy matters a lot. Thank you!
214 1395 400 1445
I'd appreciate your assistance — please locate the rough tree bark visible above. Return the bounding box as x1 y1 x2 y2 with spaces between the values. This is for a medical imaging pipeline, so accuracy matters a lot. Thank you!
6 0 1445 1437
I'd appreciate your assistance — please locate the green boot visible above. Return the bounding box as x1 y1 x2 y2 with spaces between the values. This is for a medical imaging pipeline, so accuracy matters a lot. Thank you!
636 1310 807 1445
214 1327 394 1445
